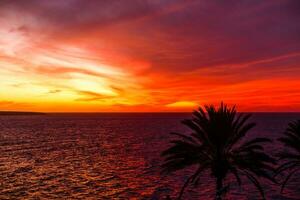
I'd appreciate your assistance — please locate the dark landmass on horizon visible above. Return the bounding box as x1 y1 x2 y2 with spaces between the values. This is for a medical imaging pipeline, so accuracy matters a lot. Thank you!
0 111 46 116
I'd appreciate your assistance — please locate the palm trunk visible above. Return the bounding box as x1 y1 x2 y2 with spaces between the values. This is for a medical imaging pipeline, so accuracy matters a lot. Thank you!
215 178 223 200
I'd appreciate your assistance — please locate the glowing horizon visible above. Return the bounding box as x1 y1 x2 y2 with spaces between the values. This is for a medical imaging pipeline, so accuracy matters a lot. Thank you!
1 0 300 112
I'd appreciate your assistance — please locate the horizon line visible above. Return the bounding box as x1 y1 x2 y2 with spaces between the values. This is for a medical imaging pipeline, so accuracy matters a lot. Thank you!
1 111 300 114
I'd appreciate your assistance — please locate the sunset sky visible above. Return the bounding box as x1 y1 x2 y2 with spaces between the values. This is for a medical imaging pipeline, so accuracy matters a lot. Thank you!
0 0 300 112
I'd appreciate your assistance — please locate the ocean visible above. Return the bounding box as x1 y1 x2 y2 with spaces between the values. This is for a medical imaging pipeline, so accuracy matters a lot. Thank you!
0 113 300 200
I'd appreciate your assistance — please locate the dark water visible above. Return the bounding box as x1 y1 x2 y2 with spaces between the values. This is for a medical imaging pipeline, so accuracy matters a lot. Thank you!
0 113 300 200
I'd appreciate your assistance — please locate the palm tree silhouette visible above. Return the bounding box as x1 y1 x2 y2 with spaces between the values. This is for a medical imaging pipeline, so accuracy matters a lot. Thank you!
161 103 275 200
276 120 300 193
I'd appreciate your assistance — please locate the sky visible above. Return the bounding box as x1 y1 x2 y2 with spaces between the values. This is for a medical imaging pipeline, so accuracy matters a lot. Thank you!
0 0 300 112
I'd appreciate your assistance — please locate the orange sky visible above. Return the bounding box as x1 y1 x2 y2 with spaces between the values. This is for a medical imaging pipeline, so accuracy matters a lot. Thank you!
0 0 300 112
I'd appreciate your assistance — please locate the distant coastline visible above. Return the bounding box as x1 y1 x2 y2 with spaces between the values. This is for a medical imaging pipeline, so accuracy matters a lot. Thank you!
0 111 46 116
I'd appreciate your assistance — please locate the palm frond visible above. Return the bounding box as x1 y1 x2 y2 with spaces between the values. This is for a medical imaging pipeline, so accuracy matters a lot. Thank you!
241 170 266 200
280 168 300 193
275 161 300 176
170 132 199 144
228 166 242 186
276 119 300 192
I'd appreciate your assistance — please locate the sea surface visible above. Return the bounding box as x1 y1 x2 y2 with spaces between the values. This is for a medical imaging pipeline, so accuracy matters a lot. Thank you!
0 113 300 200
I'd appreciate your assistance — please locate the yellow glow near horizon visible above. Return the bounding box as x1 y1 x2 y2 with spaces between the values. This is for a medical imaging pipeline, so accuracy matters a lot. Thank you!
166 101 198 108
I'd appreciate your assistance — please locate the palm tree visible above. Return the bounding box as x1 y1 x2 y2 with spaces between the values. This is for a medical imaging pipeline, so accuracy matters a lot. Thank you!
161 103 275 200
276 120 300 193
